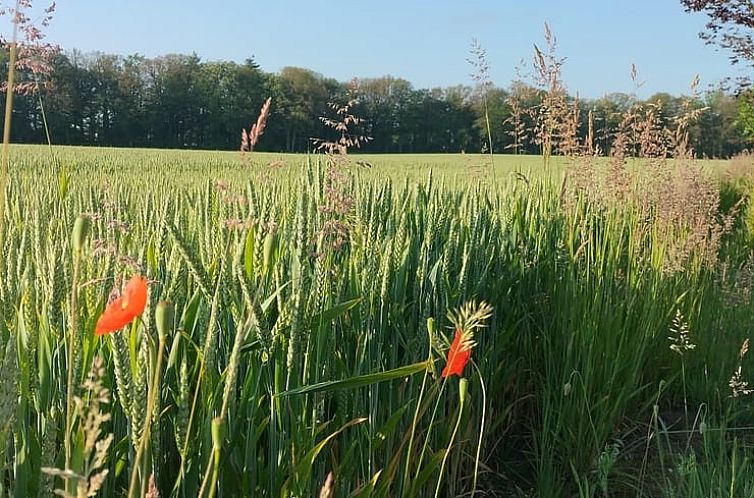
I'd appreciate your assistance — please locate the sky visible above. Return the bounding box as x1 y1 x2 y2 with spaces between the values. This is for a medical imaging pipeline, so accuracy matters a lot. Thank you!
34 0 744 98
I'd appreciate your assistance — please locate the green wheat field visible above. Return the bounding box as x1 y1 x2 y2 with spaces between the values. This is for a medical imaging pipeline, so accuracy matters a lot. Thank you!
1 144 754 498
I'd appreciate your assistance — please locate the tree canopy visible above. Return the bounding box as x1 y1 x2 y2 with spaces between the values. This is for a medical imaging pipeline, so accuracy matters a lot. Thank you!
1 50 751 158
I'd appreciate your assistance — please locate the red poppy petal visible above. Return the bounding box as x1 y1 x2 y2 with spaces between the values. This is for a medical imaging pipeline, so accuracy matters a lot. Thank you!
95 297 135 335
123 275 148 316
442 330 472 378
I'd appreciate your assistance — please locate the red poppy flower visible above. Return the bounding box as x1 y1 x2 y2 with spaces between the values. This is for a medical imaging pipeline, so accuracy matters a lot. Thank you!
441 329 473 378
95 275 148 336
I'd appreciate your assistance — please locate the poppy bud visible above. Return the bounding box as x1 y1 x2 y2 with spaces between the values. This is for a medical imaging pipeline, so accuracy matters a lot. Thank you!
71 216 90 254
155 301 174 341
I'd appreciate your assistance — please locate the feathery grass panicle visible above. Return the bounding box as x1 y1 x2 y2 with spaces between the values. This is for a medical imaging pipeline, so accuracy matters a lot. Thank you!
241 97 272 154
730 339 753 398
669 309 696 355
43 357 113 498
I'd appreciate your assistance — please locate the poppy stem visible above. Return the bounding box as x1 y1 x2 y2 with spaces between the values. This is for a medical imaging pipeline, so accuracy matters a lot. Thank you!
403 361 431 492
413 377 447 484
403 317 437 494
434 378 467 498
470 361 487 498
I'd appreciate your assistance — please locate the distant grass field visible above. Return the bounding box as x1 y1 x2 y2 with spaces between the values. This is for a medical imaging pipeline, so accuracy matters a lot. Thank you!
7 144 735 186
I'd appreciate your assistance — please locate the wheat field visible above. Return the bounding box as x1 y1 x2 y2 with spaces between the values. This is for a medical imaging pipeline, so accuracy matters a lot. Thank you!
0 144 753 498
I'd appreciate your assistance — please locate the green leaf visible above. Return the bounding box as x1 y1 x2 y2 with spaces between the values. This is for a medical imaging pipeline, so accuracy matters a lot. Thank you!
274 297 362 338
262 229 279 279
428 258 442 288
58 167 69 201
373 403 410 449
179 289 203 335
407 450 443 498
349 470 383 498
244 227 255 281
311 297 362 328
146 236 158 274
166 329 183 371
37 317 54 411
261 282 290 314
282 418 367 498
277 361 430 397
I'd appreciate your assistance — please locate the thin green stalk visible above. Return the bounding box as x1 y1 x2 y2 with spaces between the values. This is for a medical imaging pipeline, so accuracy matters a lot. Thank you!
128 328 166 498
730 438 737 498
0 32 18 254
403 320 436 492
197 418 223 498
34 76 58 168
433 378 467 498
483 98 495 172
171 344 205 497
403 367 430 491
1 42 17 169
181 349 204 459
198 313 254 498
470 362 487 498
206 419 223 498
681 360 689 428
413 378 448 482
64 248 81 492
1 0 19 170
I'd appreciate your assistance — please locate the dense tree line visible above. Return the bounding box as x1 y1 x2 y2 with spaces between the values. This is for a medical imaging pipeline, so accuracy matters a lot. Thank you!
1 50 751 157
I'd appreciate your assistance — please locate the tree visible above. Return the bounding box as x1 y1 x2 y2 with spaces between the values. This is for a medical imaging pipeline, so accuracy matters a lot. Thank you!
357 76 413 152
737 89 754 143
143 54 202 148
681 0 754 68
472 87 510 153
273 67 339 152
0 46 750 157
709 90 746 155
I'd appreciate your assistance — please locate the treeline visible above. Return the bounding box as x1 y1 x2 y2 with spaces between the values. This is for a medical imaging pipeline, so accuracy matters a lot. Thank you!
2 50 751 157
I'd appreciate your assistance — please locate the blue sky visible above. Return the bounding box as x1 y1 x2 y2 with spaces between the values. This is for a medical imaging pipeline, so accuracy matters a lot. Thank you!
41 0 740 98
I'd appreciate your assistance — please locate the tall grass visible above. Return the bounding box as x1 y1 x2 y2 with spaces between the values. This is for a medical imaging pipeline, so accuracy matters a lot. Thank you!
0 143 751 497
